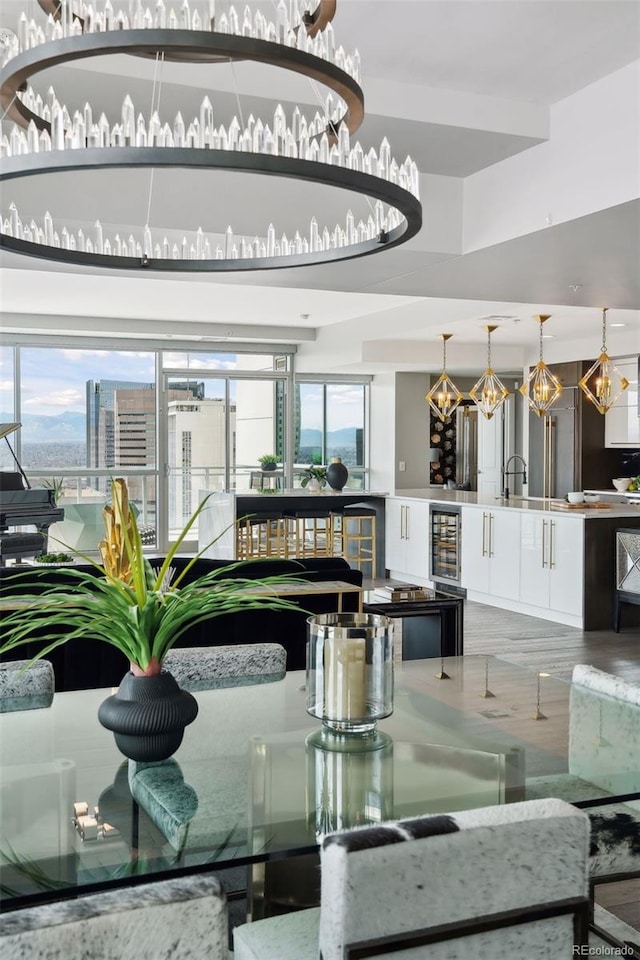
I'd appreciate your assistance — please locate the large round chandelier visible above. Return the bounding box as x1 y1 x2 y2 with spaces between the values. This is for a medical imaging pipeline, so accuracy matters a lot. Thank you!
0 1 422 271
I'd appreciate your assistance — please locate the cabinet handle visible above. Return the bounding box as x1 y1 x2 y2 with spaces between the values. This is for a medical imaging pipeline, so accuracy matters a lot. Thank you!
549 520 555 569
541 519 547 567
406 505 410 541
481 512 487 556
488 512 494 558
400 505 405 540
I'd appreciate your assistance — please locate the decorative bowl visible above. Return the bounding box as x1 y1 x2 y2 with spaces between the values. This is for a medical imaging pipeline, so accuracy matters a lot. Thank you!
567 492 585 504
584 493 600 503
612 478 632 492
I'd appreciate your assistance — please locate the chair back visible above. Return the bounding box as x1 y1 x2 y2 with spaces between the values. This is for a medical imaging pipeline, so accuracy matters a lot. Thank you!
0 874 228 960
569 664 640 807
319 798 590 960
163 642 286 691
0 659 54 712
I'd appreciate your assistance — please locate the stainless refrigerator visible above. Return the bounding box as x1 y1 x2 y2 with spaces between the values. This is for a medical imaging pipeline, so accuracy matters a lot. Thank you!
455 405 478 491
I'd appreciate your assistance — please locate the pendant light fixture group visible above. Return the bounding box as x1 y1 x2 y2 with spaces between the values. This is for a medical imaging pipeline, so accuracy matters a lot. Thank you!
426 307 623 424
578 307 629 414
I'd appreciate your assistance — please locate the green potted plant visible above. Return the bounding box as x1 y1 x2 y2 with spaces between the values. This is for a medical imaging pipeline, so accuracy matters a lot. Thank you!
299 464 328 490
0 478 304 762
258 454 279 472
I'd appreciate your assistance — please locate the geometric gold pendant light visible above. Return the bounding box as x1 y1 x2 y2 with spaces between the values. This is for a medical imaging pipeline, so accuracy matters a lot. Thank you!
425 334 464 422
519 314 562 417
469 324 510 419
578 307 629 414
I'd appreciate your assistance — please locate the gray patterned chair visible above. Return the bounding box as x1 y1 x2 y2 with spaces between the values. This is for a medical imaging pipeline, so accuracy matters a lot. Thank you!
0 874 230 960
0 659 54 712
526 664 640 880
234 797 590 960
163 642 287 692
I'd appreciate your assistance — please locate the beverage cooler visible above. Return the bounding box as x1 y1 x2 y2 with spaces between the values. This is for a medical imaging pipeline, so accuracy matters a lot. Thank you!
429 504 461 586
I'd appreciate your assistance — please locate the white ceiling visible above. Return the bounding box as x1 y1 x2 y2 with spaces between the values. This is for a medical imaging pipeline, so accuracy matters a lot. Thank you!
1 0 639 371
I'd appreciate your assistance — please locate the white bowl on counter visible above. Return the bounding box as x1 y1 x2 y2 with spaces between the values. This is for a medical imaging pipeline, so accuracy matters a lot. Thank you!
612 478 632 492
583 493 600 503
567 492 585 503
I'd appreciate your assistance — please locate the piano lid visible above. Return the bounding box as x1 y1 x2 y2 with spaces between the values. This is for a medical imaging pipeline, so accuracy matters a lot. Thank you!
0 423 21 441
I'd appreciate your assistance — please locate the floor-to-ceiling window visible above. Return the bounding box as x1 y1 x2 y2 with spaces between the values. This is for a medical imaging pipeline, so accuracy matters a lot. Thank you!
0 340 370 548
295 377 369 488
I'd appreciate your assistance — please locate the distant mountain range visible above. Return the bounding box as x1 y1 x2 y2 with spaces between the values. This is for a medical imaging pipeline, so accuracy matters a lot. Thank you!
0 412 86 441
300 427 358 446
0 416 358 447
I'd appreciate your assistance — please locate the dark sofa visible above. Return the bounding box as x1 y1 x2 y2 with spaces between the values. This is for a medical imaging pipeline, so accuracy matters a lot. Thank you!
0 556 363 691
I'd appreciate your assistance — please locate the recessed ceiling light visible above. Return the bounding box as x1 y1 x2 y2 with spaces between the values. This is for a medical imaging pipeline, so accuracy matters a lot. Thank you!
542 334 554 339
610 323 626 328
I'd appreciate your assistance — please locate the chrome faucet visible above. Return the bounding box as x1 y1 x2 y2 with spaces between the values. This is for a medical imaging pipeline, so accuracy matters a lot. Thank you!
502 455 528 499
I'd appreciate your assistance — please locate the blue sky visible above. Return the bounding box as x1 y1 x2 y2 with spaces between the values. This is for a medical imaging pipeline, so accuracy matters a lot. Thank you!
1 347 362 431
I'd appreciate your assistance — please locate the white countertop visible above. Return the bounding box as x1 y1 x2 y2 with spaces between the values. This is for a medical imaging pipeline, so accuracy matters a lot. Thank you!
393 488 640 519
231 490 389 498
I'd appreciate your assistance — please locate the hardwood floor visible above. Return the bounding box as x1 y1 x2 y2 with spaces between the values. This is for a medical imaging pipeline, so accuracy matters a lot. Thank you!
461 599 640 933
462 599 640 681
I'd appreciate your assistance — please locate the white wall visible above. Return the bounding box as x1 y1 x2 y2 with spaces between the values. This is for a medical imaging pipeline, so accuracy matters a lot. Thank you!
463 60 640 251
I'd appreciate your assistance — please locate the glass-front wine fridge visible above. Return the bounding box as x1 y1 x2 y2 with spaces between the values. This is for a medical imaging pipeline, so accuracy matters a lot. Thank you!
429 505 461 586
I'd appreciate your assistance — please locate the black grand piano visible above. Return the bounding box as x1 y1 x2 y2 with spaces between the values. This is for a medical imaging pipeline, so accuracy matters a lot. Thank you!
0 423 65 564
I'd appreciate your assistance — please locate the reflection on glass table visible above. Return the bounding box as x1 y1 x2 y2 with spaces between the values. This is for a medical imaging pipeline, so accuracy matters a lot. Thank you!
1 656 634 911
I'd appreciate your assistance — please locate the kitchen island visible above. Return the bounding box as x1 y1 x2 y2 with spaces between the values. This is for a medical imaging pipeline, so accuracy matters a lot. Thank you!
389 489 640 631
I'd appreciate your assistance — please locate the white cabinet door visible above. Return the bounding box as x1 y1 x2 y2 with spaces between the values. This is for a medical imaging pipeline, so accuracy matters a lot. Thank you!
385 498 429 579
520 512 583 617
605 358 639 448
385 498 406 573
462 506 520 600
404 500 430 580
461 506 490 592
519 513 549 608
477 409 504 499
488 508 521 601
548 516 583 617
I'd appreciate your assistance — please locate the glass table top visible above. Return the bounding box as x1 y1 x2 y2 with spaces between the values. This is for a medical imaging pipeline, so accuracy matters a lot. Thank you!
0 655 631 909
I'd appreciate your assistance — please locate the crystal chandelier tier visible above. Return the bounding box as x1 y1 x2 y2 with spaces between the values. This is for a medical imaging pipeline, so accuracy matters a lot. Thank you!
578 307 629 414
519 314 562 417
0 1 422 272
425 334 464 422
469 324 510 420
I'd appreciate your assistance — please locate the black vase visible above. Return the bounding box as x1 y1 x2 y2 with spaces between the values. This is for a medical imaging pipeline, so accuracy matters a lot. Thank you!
326 457 349 491
98 670 199 762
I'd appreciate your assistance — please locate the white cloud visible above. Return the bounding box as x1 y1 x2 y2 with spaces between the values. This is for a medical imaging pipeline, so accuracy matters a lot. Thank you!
23 388 84 408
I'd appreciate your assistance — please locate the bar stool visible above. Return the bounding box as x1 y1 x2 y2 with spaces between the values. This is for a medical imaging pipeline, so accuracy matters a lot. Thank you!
283 508 332 558
331 506 377 578
236 512 288 559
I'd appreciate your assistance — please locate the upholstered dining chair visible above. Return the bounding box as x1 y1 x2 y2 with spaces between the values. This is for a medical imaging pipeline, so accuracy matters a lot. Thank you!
525 665 640 955
234 797 591 960
0 658 54 712
0 874 230 960
526 664 640 880
163 642 287 692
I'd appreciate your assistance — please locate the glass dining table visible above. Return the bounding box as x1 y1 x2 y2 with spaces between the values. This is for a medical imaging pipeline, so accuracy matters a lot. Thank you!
0 654 620 916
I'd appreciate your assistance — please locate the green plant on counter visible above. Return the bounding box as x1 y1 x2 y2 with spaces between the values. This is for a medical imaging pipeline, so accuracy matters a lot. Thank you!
299 464 328 488
33 552 74 564
257 454 279 468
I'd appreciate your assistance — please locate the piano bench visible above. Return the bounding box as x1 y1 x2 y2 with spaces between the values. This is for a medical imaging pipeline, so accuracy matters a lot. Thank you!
0 532 45 563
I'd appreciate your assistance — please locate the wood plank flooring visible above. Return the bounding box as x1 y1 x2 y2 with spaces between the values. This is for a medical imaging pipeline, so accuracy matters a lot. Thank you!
461 599 640 932
462 600 640 681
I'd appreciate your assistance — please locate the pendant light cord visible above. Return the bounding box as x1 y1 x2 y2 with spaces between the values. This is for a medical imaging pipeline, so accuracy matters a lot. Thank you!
601 307 609 353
